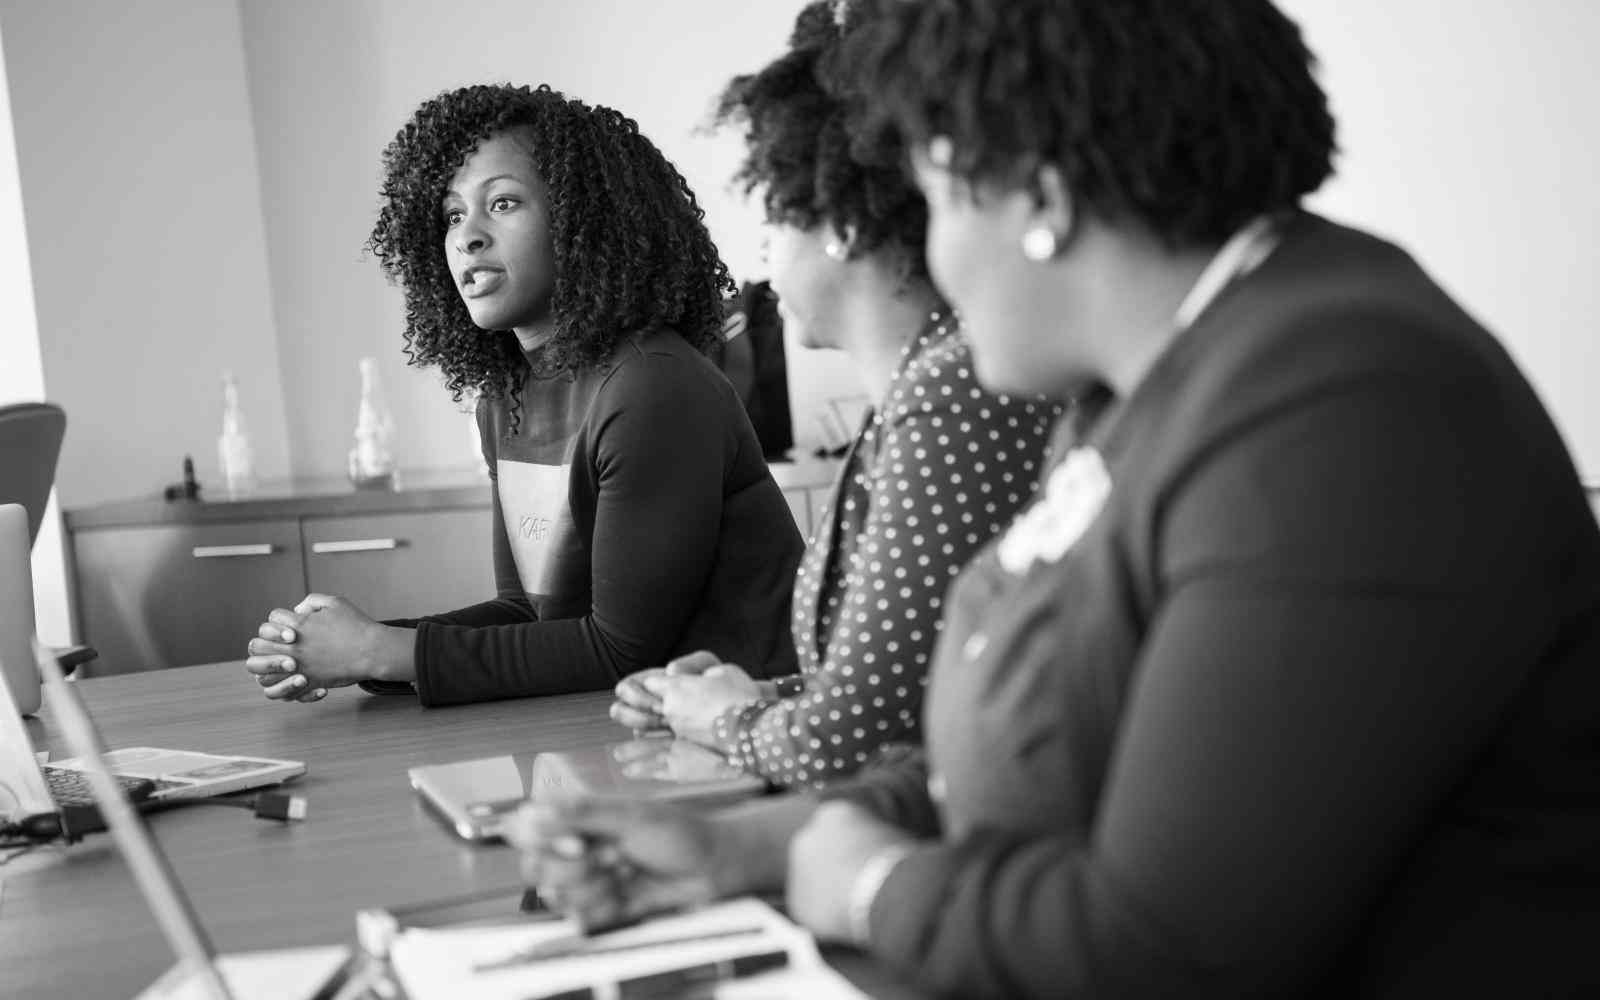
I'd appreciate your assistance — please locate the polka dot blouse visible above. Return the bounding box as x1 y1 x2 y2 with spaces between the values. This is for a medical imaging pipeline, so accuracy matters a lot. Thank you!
708 315 1062 789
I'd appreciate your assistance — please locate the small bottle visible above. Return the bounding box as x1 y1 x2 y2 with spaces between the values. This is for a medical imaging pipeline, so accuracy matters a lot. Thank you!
348 357 397 489
217 371 256 498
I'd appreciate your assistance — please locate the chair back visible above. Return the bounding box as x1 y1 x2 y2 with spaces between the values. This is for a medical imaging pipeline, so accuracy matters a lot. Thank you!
0 401 66 546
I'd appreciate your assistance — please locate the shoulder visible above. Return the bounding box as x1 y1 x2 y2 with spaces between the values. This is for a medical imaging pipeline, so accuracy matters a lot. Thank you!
590 327 737 419
885 321 1061 430
1153 217 1519 445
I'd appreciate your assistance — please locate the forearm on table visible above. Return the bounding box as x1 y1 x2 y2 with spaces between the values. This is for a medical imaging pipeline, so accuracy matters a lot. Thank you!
707 794 820 897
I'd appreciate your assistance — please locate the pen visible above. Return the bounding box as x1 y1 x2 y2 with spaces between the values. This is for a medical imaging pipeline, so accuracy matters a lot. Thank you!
616 948 790 999
473 923 769 973
384 884 546 919
527 949 790 1000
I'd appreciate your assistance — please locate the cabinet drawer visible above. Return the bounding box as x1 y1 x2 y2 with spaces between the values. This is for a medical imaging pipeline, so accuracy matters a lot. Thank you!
302 509 493 620
73 520 306 675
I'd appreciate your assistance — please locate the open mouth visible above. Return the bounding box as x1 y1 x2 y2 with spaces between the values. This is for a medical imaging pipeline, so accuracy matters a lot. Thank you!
461 266 505 298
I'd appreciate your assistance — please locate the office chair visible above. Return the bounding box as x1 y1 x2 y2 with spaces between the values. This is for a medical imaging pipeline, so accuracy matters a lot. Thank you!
0 401 66 546
0 401 96 675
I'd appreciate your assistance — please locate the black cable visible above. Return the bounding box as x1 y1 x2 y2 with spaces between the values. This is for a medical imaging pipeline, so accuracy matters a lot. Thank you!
0 789 308 845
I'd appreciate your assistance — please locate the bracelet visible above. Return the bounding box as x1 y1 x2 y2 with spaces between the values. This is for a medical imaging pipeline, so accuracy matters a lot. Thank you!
846 842 917 947
772 674 807 699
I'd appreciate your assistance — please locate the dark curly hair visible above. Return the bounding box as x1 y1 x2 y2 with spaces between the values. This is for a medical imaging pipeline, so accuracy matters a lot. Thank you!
714 1 928 274
842 0 1338 248
367 84 734 429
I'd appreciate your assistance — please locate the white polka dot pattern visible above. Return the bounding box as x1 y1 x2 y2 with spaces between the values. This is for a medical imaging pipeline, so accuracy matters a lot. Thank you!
709 317 1062 789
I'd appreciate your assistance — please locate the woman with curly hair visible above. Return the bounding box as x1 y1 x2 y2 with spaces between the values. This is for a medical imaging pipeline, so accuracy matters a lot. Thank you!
606 1 1060 789
241 84 803 706
516 2 1600 996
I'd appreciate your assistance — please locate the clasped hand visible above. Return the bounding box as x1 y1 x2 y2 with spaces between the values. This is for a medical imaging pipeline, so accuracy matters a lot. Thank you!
507 795 918 944
243 593 394 703
609 650 767 745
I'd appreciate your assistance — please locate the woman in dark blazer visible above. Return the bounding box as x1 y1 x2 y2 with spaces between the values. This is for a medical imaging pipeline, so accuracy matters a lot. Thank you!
515 2 1600 996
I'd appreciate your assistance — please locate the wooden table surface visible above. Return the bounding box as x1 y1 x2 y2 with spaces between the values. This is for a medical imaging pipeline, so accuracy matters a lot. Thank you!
1 663 901 999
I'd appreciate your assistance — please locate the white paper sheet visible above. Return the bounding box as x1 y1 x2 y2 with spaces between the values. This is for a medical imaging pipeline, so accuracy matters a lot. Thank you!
388 897 865 1000
135 945 351 1000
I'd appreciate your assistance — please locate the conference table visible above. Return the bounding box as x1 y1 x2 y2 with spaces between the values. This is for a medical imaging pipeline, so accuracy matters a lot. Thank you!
1 663 914 999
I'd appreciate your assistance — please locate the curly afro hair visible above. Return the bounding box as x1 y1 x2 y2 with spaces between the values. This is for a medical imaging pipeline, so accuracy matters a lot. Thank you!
367 84 734 428
714 1 928 274
842 0 1338 248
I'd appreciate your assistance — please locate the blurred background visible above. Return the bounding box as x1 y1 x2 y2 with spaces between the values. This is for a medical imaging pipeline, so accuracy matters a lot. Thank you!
3 0 1597 647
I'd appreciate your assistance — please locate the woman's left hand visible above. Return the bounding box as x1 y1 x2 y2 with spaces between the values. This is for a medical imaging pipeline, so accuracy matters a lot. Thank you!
655 658 765 745
245 593 412 694
787 800 918 943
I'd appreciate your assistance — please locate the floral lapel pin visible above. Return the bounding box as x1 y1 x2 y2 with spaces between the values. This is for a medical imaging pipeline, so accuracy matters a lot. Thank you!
996 447 1112 575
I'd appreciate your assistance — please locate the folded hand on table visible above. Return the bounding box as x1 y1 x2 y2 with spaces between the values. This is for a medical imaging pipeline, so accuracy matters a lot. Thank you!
609 650 768 745
507 794 915 945
242 592 412 703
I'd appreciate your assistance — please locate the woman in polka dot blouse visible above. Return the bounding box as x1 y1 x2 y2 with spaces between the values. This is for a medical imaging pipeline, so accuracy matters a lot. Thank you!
607 0 1060 789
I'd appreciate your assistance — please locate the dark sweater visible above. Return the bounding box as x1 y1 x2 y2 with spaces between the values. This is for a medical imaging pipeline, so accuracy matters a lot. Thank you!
833 214 1600 997
378 328 802 706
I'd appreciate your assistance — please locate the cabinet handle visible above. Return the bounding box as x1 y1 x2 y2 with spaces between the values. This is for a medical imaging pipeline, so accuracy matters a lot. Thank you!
311 538 400 554
192 544 275 559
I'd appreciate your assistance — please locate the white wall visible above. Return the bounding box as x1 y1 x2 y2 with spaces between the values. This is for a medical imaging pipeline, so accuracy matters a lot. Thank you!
0 0 292 510
236 0 1600 479
238 0 856 477
0 19 68 644
1283 0 1600 479
3 1 1595 521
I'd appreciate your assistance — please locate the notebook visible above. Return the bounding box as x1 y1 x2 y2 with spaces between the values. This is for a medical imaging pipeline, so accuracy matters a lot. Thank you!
21 634 350 1000
0 503 305 827
409 736 766 843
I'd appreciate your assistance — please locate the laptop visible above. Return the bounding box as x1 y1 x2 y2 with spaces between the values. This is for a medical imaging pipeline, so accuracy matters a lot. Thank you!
19 635 351 1000
0 503 305 824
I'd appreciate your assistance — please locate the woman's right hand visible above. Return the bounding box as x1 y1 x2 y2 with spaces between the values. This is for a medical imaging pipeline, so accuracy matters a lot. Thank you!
507 798 730 930
609 651 723 733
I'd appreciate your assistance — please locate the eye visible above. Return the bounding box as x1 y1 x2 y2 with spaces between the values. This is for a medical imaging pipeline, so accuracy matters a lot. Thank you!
490 196 518 212
443 208 464 227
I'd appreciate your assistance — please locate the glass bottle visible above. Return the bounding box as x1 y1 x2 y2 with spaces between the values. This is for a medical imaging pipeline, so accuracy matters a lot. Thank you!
348 357 397 489
217 371 256 498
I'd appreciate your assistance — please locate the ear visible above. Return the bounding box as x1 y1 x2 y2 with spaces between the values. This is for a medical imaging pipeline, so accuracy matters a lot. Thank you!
1029 164 1076 247
823 223 859 262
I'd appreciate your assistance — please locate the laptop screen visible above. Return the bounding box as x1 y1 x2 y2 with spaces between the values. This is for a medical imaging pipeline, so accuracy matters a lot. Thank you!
0 504 42 716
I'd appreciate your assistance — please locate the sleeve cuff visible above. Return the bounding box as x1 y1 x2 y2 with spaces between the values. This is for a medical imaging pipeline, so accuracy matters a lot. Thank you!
358 679 416 696
859 840 960 972
848 841 920 946
709 698 775 768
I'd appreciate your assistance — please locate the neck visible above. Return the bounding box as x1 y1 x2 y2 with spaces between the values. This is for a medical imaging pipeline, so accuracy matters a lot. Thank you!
835 279 944 406
1065 230 1221 399
513 318 557 354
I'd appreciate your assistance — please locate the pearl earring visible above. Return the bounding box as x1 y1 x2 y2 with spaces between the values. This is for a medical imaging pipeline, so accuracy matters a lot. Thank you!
1021 227 1059 262
824 240 847 261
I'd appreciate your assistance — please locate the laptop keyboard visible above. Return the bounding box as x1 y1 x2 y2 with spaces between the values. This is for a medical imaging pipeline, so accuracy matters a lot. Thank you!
43 767 157 805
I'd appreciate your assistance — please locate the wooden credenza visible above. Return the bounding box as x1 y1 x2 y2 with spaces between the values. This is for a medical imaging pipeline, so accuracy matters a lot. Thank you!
64 460 839 676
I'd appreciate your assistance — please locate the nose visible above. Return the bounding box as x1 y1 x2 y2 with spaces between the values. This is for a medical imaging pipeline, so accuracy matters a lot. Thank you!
454 213 490 256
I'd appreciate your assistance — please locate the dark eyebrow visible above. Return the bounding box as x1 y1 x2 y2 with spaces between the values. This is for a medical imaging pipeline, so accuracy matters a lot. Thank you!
441 174 526 201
